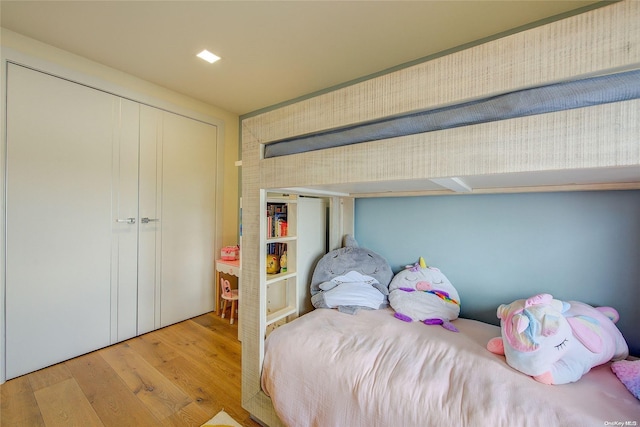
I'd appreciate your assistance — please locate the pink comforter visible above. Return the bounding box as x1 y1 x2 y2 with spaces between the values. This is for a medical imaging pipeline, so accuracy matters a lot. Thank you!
262 308 639 427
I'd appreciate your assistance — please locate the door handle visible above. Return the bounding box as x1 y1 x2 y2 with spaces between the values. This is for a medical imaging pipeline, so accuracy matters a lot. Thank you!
115 217 136 224
141 217 160 224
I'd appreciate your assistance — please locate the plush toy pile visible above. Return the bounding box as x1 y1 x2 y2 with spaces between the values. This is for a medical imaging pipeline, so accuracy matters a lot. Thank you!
487 293 629 385
388 258 460 332
310 235 393 314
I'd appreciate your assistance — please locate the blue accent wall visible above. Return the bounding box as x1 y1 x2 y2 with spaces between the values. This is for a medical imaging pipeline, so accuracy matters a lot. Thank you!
354 190 640 356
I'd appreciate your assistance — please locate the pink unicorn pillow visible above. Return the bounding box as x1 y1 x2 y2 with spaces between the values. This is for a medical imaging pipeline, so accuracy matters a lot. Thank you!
487 293 628 384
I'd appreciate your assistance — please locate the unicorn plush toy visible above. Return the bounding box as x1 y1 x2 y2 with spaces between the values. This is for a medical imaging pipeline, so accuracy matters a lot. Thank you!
487 293 628 384
388 258 460 332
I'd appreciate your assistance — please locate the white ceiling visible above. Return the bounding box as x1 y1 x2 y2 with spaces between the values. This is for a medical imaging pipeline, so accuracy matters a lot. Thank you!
1 1 605 116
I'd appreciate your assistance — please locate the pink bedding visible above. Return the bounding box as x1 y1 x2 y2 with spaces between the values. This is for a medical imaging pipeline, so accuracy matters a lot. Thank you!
262 308 640 427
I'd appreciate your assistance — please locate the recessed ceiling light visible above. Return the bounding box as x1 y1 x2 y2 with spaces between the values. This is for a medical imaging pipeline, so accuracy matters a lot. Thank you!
197 49 221 64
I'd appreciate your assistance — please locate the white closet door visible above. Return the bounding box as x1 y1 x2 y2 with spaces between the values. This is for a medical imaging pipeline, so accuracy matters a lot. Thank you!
138 105 162 334
5 65 134 378
112 99 140 341
160 111 217 326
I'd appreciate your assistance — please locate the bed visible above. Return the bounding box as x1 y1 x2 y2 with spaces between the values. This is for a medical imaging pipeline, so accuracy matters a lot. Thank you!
261 308 640 427
240 2 640 425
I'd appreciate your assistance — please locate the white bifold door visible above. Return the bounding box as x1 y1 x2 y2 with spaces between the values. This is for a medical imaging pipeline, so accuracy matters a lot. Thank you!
137 105 218 332
5 64 216 379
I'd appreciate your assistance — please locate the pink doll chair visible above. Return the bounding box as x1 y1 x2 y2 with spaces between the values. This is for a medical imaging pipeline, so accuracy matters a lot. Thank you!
220 277 239 324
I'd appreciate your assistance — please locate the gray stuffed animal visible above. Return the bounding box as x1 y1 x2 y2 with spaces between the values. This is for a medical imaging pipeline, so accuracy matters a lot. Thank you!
310 235 393 314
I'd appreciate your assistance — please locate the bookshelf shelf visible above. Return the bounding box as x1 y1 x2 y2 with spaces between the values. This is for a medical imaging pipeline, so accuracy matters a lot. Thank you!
264 194 299 333
266 271 296 285
261 192 328 340
266 236 297 244
266 305 297 324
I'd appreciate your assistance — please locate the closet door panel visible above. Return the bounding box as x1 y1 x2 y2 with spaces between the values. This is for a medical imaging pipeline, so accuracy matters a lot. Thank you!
5 65 115 378
138 105 162 334
160 112 217 326
112 99 141 341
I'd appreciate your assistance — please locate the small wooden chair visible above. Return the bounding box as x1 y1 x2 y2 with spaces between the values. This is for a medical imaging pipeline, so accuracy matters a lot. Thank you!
220 277 239 324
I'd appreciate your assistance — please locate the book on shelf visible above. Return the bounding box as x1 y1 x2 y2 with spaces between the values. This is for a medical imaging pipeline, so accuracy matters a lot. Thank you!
266 202 287 216
266 205 288 238
267 242 287 256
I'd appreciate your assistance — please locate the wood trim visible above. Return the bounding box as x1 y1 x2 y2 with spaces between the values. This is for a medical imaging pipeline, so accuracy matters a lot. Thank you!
354 182 640 199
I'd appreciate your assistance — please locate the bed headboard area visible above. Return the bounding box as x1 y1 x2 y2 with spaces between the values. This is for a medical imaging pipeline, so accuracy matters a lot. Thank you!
240 2 639 425
354 191 640 355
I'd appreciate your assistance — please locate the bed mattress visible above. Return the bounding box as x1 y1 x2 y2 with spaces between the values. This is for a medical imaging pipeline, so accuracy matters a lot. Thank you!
261 308 640 427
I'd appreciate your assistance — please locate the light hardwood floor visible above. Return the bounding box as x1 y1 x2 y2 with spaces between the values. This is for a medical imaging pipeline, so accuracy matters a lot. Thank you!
1 312 261 427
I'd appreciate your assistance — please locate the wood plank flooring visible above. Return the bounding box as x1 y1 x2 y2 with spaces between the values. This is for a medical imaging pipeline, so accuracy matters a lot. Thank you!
1 312 261 427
